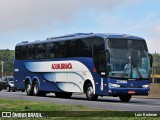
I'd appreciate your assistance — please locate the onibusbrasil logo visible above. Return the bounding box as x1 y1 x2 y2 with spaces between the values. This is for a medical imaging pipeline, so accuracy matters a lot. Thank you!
1 112 43 118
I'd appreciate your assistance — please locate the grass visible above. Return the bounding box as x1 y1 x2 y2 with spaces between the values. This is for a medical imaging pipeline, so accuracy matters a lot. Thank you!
0 98 159 120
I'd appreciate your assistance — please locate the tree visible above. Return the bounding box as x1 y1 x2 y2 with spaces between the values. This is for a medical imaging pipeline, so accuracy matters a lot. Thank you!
0 49 14 77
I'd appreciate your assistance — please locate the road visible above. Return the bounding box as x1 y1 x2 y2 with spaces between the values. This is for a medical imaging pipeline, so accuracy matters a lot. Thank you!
0 91 160 111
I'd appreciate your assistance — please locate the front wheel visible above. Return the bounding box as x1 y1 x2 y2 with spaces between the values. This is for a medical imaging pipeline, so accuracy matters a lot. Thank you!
86 83 98 101
119 95 132 102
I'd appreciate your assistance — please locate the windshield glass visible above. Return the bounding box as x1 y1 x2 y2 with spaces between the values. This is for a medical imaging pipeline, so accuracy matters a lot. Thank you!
7 77 14 81
108 39 150 79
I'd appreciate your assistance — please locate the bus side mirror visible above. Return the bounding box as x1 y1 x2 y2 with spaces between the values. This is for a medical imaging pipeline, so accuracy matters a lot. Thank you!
149 54 153 67
99 50 110 76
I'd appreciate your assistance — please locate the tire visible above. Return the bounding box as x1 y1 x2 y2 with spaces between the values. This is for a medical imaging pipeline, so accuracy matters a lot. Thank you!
7 86 10 92
55 92 72 98
26 82 33 96
86 83 98 101
13 90 16 92
119 95 132 102
33 81 40 96
33 81 46 97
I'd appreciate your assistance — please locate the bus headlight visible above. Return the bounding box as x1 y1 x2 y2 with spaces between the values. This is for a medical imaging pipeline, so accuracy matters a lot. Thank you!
109 83 121 88
142 84 150 88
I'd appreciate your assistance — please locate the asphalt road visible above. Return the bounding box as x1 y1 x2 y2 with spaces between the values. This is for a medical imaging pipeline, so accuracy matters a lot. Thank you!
0 91 160 111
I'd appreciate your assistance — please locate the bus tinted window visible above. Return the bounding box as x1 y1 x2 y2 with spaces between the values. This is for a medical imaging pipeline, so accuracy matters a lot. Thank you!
108 39 147 51
36 44 45 59
67 40 77 57
108 39 128 49
54 42 59 58
21 45 27 59
15 46 21 59
27 44 35 59
45 42 55 58
93 37 105 71
131 40 148 51
15 37 100 59
78 38 92 57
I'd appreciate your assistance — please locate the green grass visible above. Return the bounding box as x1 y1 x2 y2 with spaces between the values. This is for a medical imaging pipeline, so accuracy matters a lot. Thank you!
0 98 159 120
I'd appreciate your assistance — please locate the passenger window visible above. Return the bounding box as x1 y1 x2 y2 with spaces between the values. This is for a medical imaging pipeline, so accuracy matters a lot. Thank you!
36 44 45 59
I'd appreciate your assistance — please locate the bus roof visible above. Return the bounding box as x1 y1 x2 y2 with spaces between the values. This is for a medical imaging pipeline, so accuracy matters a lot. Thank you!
16 33 145 46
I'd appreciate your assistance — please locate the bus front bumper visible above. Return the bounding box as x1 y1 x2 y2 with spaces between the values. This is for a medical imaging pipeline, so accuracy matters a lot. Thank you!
108 88 150 96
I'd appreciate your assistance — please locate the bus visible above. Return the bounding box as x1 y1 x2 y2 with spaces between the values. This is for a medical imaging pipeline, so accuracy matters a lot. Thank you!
14 33 152 102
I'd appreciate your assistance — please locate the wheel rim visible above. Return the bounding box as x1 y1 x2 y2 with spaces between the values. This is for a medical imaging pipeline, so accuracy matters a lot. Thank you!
27 84 31 93
34 84 38 95
87 86 93 97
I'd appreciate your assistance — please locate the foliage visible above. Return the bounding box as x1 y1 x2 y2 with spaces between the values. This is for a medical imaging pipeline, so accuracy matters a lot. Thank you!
152 53 160 74
0 49 14 77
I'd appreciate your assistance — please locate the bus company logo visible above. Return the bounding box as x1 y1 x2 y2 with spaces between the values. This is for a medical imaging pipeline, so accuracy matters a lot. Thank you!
52 63 72 70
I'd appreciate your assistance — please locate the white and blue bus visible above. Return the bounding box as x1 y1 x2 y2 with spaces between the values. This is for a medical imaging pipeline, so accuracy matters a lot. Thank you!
14 33 152 102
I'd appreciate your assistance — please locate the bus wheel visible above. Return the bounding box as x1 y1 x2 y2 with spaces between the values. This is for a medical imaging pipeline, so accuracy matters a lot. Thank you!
33 81 46 97
119 95 131 102
33 81 40 96
26 82 33 96
86 83 98 101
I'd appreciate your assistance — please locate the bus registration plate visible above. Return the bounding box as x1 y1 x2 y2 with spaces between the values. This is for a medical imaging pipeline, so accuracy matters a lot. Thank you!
128 90 135 94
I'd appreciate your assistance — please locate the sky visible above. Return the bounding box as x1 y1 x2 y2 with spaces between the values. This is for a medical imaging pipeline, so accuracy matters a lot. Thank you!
0 0 160 53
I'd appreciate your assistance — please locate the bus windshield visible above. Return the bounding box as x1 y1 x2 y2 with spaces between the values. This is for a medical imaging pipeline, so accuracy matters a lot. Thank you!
108 39 150 79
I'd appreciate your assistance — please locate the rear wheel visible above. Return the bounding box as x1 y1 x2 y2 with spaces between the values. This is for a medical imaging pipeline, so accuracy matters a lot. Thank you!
119 95 132 102
26 82 33 96
33 81 46 97
33 81 40 96
7 86 10 92
86 83 98 101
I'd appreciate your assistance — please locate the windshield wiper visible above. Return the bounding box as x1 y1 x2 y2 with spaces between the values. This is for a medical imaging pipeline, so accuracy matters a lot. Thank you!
129 56 133 78
129 56 142 79
133 65 143 79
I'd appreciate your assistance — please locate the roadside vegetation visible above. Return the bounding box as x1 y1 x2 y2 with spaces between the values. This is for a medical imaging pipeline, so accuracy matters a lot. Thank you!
0 98 159 120
0 49 14 77
152 53 160 74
